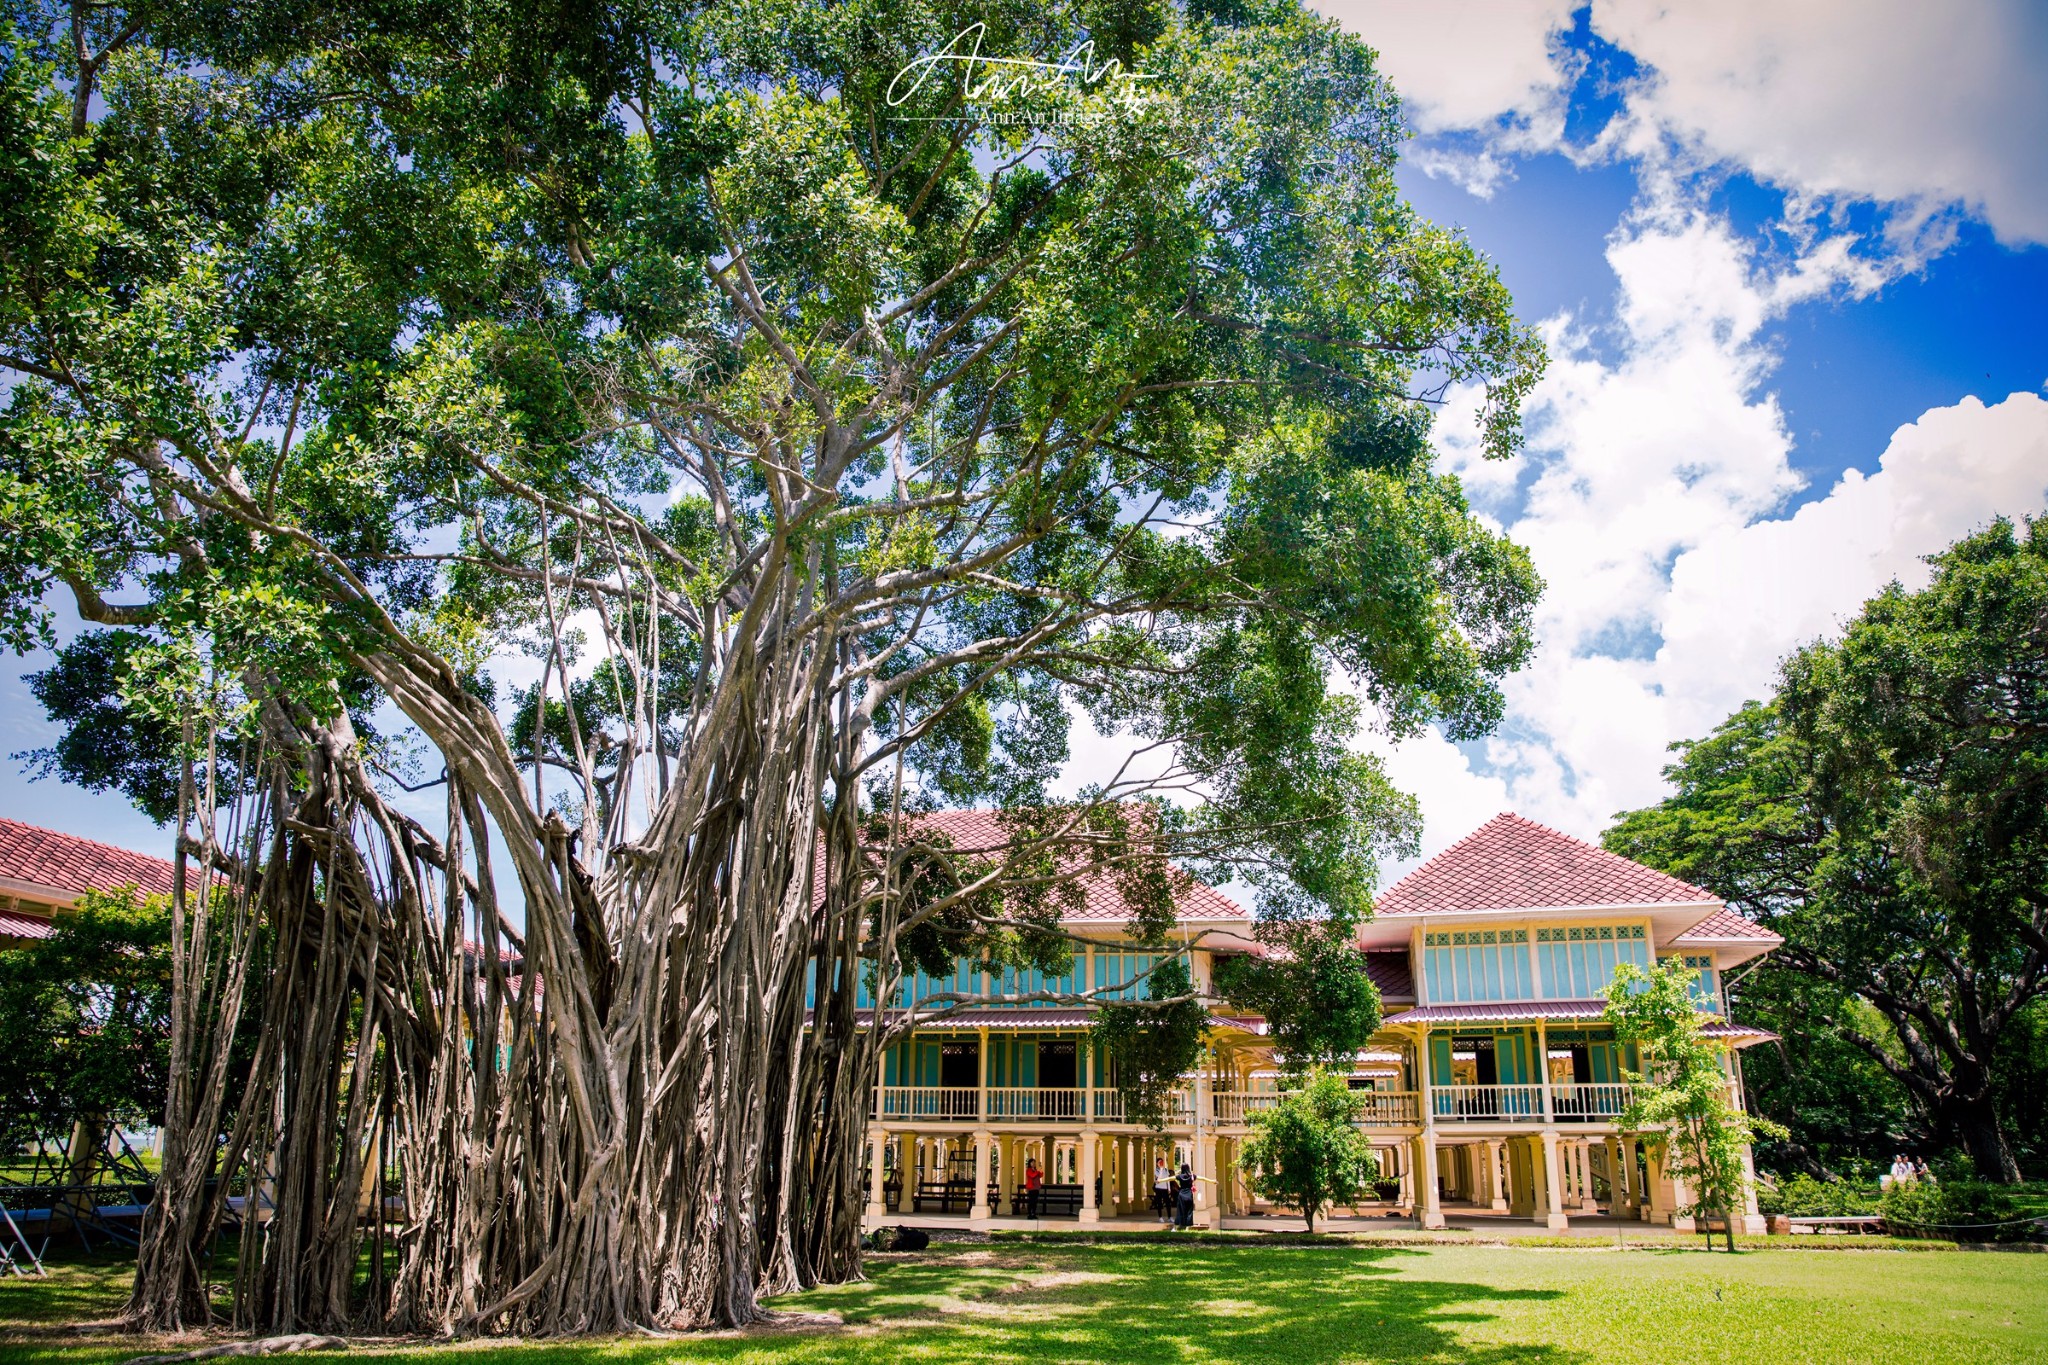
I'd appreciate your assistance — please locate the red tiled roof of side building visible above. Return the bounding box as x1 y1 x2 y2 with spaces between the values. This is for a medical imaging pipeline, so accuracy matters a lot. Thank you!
1672 906 1783 946
0 909 57 940
0 818 175 900
1373 812 1717 917
841 808 1247 922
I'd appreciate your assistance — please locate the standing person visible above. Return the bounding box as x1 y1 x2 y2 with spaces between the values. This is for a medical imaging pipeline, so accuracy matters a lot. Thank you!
1153 1156 1173 1225
1175 1162 1196 1231
1024 1156 1043 1218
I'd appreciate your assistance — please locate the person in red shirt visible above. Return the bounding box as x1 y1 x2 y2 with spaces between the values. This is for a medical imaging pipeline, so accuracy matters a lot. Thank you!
1023 1156 1043 1217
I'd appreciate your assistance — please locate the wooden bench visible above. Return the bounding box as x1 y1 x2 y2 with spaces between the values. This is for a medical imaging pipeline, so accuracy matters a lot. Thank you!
1787 1215 1884 1235
911 1180 975 1215
1011 1183 1085 1218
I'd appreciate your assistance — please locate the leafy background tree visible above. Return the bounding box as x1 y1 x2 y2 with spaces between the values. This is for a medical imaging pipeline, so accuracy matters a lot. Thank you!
1236 1066 1373 1232
0 888 173 1154
1608 516 2048 1182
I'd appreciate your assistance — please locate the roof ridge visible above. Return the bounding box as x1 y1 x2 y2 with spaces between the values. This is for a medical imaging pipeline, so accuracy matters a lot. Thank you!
1374 810 1717 917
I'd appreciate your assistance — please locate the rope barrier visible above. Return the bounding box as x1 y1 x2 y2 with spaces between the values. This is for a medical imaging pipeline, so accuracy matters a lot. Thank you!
1882 1213 2047 1233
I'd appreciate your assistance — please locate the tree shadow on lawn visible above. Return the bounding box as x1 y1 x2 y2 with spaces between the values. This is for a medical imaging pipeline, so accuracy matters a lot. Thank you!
758 1242 1588 1365
0 1245 1588 1365
0 1252 134 1328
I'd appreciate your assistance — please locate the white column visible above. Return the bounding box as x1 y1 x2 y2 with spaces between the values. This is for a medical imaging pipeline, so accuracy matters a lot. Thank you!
1670 1168 1697 1233
1197 1134 1221 1227
999 1134 1015 1214
1080 1129 1100 1222
971 1130 993 1221
1415 1029 1446 1229
1740 1143 1766 1235
1573 1140 1596 1212
1486 1139 1508 1211
1418 1134 1444 1230
1540 1131 1569 1232
866 1129 888 1223
1605 1137 1630 1216
1083 1030 1096 1125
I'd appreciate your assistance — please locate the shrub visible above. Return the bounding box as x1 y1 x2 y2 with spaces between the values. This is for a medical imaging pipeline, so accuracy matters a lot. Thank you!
1756 1173 1876 1217
1880 1180 2038 1243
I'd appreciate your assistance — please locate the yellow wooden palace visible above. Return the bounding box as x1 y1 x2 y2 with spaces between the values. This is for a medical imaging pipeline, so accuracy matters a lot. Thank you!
858 811 1781 1233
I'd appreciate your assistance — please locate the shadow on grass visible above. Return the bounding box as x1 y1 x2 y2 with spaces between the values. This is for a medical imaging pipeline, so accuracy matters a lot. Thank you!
2 1243 1591 1365
0 1251 134 1328
776 1243 1586 1364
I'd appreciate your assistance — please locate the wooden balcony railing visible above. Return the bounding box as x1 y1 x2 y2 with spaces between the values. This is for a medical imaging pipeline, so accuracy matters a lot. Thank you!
1431 1083 1546 1121
869 1084 1628 1128
1548 1083 1634 1119
875 1086 981 1119
1209 1091 1276 1125
984 1086 1083 1120
1355 1090 1421 1126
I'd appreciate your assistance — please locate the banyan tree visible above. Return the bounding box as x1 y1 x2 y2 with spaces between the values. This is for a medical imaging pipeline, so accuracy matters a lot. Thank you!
0 0 1544 1336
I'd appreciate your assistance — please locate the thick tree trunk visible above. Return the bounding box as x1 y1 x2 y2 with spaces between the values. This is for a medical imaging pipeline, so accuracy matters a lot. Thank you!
1948 1094 2021 1184
135 552 892 1336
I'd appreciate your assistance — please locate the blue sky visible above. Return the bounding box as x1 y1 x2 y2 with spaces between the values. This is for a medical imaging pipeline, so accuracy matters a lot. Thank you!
4 1 2048 881
1322 0 2048 867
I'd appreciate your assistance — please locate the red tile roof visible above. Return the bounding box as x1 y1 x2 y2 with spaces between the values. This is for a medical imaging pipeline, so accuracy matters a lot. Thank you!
840 1006 1247 1031
1374 813 1716 917
1365 950 1415 1001
0 819 175 900
0 909 56 940
1672 907 1783 946
872 809 1246 922
1384 1000 1612 1025
1385 1003 1776 1045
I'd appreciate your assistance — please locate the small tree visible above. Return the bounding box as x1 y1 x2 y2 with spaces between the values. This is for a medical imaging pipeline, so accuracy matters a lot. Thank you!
1237 1067 1374 1232
1605 961 1784 1251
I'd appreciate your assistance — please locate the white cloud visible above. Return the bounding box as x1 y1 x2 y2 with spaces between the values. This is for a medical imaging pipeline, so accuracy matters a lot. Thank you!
1382 387 2048 871
1592 0 2048 246
1315 0 1577 196
1317 0 1576 135
1380 198 2048 865
1654 391 2048 741
1363 174 2048 871
1325 0 2048 244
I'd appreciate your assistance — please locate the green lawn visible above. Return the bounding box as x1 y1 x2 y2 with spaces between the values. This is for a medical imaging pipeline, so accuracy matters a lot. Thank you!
3 1240 2045 1365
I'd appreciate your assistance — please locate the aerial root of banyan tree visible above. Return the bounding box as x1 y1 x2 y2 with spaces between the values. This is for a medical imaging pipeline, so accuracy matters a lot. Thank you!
128 657 881 1338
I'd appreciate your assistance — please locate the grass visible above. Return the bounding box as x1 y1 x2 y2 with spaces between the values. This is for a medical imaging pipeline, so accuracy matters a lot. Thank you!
2 1239 2045 1365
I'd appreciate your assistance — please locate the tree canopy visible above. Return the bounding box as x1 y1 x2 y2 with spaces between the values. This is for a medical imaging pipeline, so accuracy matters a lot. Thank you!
1236 1065 1373 1232
2 0 1544 1333
1606 516 2048 1182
